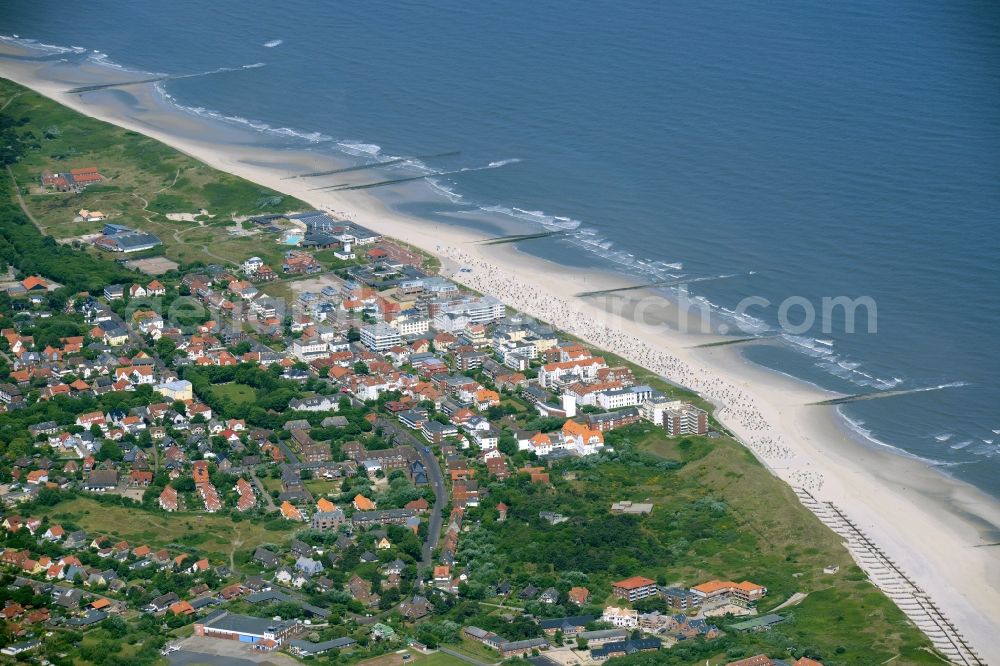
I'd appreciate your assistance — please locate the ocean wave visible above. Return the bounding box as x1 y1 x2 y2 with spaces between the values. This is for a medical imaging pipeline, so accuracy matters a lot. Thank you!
410 162 442 175
594 249 685 282
2 33 161 74
796 339 904 389
488 158 523 168
336 141 383 157
456 199 689 283
87 50 146 73
934 433 953 442
0 34 86 55
264 39 283 48
969 442 997 457
169 63 266 79
331 142 441 175
839 410 960 467
781 334 837 358
425 178 465 203
154 85 333 143
690 296 771 335
455 159 522 174
478 205 581 231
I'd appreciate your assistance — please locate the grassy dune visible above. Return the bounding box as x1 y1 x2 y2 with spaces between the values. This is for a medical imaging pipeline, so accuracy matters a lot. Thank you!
39 496 295 562
1 77 307 270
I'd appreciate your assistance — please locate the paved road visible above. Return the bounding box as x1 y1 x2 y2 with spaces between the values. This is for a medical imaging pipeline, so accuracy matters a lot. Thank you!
377 418 447 568
250 471 278 513
417 443 447 567
273 440 300 465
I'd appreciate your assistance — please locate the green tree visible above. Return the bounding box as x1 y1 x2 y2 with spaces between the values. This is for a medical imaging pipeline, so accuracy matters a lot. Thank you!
97 440 123 462
172 476 195 492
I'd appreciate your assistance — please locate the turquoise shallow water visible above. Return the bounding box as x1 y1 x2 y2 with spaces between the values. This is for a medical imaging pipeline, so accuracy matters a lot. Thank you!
2 0 999 495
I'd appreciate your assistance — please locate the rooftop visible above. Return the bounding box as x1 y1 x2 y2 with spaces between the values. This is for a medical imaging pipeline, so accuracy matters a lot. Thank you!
202 611 295 636
613 575 656 589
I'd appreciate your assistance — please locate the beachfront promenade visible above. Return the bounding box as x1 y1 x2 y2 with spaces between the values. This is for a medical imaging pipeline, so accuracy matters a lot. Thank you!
437 244 986 666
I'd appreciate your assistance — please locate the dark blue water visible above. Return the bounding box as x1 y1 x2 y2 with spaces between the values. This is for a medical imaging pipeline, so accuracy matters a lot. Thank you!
3 0 1000 495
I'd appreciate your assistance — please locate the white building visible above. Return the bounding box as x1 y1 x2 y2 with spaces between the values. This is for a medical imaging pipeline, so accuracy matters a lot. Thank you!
249 296 281 319
360 323 401 352
664 405 708 436
640 396 702 428
243 256 265 275
292 337 329 361
438 296 505 324
495 339 536 370
155 379 193 401
502 355 530 372
289 395 340 412
390 317 430 337
433 311 472 333
601 607 639 628
538 357 608 388
596 385 655 410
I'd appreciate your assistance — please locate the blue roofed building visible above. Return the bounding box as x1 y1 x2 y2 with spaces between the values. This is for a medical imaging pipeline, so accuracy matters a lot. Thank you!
288 637 357 656
288 210 337 232
94 225 162 253
591 638 662 661
194 610 298 649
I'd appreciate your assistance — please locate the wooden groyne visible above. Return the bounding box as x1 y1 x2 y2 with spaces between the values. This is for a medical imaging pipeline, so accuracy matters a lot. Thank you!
794 488 985 665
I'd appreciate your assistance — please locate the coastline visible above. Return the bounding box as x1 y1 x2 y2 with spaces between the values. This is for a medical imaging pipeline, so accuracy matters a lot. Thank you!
1 52 998 662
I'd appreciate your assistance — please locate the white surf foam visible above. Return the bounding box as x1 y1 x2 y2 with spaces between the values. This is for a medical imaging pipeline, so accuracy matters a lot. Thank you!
336 141 383 157
840 410 959 467
155 85 333 143
0 34 82 55
426 178 465 203
478 205 581 231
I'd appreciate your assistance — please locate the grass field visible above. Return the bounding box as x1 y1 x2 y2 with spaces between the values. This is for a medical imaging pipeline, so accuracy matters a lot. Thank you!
0 78 308 270
260 476 283 493
313 249 364 270
500 398 528 413
450 638 501 662
354 650 470 666
304 478 341 496
411 653 474 666
207 382 258 404
464 417 943 664
631 427 946 664
39 496 295 563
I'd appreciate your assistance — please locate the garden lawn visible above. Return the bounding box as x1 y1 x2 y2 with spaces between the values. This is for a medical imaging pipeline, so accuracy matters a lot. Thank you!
207 382 258 404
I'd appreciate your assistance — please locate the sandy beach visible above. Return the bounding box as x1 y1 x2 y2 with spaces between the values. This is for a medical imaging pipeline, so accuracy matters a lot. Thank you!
2 50 999 663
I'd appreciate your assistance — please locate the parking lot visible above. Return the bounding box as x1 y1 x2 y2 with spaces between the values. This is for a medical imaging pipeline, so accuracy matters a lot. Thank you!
167 636 300 666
